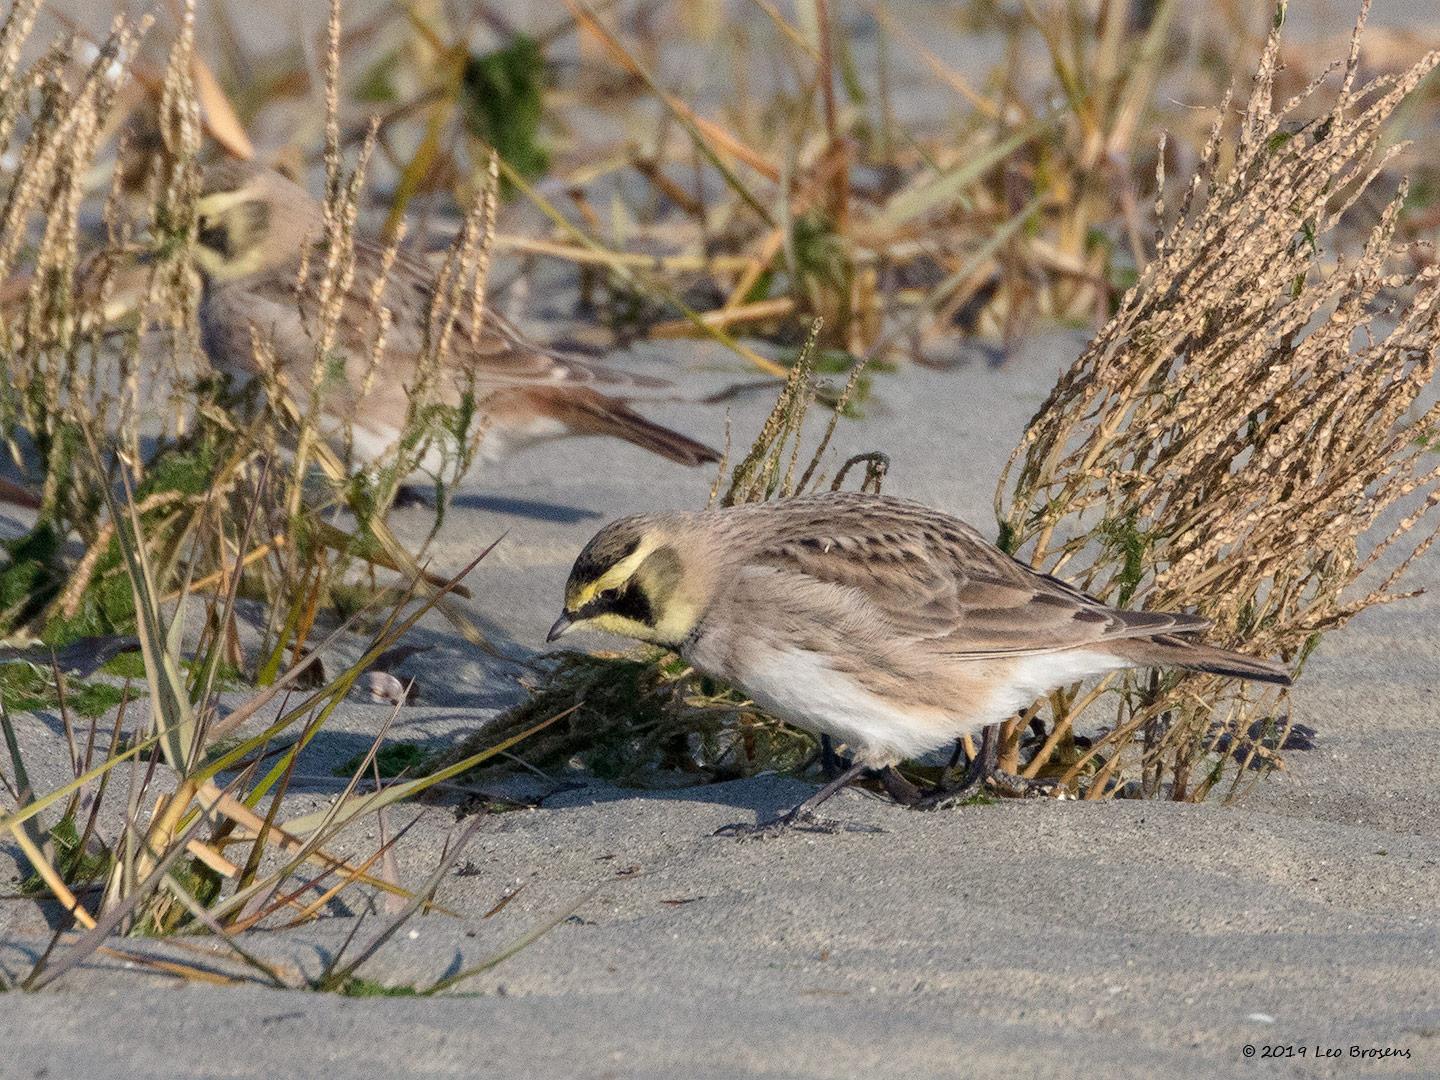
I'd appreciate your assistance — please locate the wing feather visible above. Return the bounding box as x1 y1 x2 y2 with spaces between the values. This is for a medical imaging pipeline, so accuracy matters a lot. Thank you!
348 238 671 392
730 492 1206 659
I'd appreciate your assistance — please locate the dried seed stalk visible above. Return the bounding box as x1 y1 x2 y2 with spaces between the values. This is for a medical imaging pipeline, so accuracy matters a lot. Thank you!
997 1 1440 801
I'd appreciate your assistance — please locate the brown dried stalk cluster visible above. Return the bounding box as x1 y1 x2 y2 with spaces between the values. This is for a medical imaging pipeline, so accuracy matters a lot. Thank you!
719 319 877 508
546 0 1220 362
0 0 500 655
997 2 1440 802
0 3 172 534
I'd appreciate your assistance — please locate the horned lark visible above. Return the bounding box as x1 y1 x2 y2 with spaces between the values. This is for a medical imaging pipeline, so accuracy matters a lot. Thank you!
549 491 1292 833
191 162 718 482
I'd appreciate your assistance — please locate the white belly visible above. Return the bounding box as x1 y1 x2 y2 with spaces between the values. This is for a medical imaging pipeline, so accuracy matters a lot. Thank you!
981 649 1131 723
702 643 953 766
688 638 1133 766
334 412 570 484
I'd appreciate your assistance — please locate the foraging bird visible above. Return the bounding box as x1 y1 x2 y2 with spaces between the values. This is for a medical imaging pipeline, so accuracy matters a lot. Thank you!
191 162 719 483
549 491 1292 834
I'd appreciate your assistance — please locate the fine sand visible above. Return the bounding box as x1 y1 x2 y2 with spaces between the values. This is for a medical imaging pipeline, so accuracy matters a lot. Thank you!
1 332 1436 1080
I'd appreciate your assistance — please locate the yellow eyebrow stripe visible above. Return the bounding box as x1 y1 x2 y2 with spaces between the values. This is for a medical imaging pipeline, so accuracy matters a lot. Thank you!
566 536 658 610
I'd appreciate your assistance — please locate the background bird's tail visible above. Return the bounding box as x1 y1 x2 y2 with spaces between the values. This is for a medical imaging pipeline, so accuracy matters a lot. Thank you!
539 387 721 467
1107 634 1293 687
0 477 41 510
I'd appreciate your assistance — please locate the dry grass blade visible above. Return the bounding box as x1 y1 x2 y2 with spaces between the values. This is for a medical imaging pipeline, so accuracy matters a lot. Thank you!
420 882 603 995
494 156 789 378
24 779 223 990
565 0 780 193
313 815 485 992
8 821 97 929
870 113 1060 232
278 702 579 836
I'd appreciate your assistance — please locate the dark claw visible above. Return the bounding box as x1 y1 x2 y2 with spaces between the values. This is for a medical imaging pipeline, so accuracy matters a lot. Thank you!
818 735 853 780
713 811 853 839
987 770 1066 799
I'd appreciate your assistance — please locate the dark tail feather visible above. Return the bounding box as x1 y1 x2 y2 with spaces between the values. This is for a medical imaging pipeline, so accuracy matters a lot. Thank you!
0 477 41 510
548 388 721 467
1108 635 1293 687
599 400 721 467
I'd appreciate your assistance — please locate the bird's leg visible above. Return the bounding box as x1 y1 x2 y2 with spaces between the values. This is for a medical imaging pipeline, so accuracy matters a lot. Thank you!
714 760 876 838
932 738 967 792
913 725 999 810
962 724 999 792
818 735 853 780
878 764 924 806
913 724 1063 808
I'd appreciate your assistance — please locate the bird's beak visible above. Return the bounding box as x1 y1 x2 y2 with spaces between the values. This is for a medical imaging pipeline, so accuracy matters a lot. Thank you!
546 613 575 643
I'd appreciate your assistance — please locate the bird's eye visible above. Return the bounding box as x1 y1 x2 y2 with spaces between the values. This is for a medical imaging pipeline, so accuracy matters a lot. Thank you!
197 214 230 257
598 587 621 604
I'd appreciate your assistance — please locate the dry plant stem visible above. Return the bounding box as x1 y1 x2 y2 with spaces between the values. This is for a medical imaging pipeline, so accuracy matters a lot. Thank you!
997 0 1440 800
566 0 780 192
177 555 500 924
315 815 485 992
996 717 1022 775
863 1 999 118
492 234 753 272
55 490 187 619
8 821 97 929
1 527 500 939
1019 681 1106 780
282 816 423 927
420 882 603 996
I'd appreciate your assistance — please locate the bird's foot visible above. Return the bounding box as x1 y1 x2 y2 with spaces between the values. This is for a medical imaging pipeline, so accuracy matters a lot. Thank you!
987 769 1071 800
913 768 1070 810
713 806 883 839
910 771 1071 812
713 809 839 839
909 726 999 810
911 776 989 811
910 723 1064 808
714 760 885 838
915 771 1077 812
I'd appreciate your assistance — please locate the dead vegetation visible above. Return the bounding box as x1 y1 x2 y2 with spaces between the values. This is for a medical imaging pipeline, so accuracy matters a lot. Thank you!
495 1 1440 805
0 0 500 663
997 1 1440 801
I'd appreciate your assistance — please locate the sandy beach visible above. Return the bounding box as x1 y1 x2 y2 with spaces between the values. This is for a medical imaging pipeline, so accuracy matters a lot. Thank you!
1 331 1436 1078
